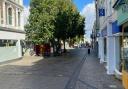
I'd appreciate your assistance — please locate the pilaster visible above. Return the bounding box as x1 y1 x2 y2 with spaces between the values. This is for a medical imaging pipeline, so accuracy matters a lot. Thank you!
2 1 6 27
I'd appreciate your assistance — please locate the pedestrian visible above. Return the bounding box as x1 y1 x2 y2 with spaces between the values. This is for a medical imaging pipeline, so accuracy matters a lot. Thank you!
88 47 90 54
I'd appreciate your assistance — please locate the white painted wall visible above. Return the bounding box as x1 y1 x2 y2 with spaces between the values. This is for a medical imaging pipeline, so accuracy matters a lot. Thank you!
0 46 19 62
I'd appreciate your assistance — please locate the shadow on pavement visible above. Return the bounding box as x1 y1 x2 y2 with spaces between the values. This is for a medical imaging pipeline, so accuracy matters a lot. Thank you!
0 48 87 89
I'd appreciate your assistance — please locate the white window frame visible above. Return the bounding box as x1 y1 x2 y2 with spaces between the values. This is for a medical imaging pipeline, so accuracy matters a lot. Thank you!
7 5 14 26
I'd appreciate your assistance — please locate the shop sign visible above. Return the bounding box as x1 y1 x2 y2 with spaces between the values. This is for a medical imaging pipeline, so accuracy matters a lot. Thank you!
99 8 105 16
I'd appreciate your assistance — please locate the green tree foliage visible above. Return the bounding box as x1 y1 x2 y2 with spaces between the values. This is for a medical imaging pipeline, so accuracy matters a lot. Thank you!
25 0 85 46
25 0 58 44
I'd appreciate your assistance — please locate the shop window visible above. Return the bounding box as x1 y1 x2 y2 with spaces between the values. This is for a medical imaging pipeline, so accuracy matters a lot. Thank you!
8 8 12 25
0 40 17 47
0 40 6 47
124 26 128 32
122 36 128 71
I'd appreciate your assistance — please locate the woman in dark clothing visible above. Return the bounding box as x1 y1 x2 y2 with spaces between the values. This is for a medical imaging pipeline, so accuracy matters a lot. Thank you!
88 47 91 54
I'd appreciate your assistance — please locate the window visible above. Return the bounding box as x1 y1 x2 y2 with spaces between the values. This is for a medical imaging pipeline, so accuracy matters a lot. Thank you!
18 12 20 26
8 8 12 25
0 40 17 47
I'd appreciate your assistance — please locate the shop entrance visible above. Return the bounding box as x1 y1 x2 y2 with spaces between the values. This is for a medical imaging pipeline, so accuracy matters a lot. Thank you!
122 22 128 89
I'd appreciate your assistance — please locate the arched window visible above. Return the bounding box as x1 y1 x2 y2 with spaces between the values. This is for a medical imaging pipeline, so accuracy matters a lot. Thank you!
18 12 20 26
8 8 12 25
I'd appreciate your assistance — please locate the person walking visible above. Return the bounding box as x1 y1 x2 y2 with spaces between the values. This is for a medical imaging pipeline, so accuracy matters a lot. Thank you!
88 46 91 54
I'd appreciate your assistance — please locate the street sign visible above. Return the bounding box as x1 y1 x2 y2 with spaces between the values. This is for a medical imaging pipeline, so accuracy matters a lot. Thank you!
99 8 105 16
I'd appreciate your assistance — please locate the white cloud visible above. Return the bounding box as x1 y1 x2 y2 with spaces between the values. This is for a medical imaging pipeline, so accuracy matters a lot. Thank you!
24 6 30 25
80 2 96 42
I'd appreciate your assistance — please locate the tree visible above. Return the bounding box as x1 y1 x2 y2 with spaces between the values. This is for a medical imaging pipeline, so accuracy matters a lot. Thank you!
25 0 85 54
53 0 85 52
25 0 58 44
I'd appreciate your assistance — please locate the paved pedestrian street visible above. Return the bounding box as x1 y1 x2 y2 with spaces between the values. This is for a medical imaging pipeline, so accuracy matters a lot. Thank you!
0 48 123 89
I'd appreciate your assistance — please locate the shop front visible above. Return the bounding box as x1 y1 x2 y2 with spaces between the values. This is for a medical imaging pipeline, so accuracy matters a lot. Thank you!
122 22 128 89
113 0 128 88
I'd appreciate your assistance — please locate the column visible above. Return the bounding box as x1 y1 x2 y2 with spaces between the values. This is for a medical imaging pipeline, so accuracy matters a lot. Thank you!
2 1 6 27
17 40 22 57
106 23 115 74
114 37 121 75
98 38 101 59
107 36 115 74
101 37 105 63
99 37 105 63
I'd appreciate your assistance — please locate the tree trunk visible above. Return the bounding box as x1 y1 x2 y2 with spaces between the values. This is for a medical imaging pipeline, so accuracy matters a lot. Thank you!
63 40 66 53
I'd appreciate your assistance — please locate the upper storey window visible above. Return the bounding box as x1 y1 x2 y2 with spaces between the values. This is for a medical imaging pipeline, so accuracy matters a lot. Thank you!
8 8 12 25
18 12 20 26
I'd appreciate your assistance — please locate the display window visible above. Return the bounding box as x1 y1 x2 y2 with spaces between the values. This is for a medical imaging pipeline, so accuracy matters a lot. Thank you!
122 23 128 71
122 36 128 71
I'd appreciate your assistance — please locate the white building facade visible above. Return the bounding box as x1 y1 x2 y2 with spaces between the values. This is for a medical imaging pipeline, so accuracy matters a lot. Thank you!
0 0 25 62
97 0 122 77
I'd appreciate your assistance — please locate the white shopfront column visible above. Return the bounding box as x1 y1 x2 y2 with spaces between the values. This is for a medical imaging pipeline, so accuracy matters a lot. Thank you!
106 23 115 74
107 36 115 74
17 40 22 57
114 36 122 75
100 37 105 63
98 37 101 59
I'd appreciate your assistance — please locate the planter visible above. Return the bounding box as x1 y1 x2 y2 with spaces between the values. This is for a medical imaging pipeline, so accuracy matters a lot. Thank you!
122 70 128 89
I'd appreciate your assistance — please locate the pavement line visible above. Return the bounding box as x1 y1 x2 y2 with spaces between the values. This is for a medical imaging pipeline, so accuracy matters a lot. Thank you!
64 52 87 89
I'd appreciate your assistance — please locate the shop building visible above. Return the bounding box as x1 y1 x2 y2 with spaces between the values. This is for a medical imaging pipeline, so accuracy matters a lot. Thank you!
0 0 25 62
98 0 117 75
113 0 128 88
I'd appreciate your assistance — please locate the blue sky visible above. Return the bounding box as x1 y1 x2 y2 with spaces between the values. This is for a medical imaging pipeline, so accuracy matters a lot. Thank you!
73 0 93 11
23 0 93 11
23 0 30 7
